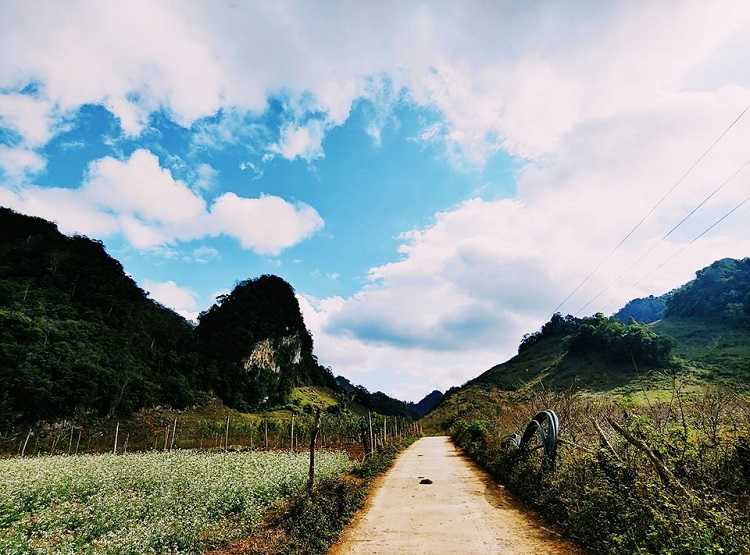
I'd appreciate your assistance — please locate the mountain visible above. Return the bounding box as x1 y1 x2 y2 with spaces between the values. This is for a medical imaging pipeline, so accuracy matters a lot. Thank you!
409 390 443 416
0 207 413 428
195 275 336 410
335 376 418 418
614 294 669 323
426 257 750 429
0 207 200 429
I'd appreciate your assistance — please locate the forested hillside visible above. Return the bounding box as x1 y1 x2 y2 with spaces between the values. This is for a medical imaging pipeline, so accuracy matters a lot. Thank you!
0 208 201 429
614 294 668 323
0 208 411 431
428 257 750 421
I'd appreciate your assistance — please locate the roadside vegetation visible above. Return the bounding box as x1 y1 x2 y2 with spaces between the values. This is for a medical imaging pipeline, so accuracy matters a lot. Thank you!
219 439 415 555
441 385 750 554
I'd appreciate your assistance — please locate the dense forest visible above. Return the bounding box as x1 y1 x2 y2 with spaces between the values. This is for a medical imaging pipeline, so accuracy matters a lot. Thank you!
0 208 408 431
0 208 201 428
519 312 674 366
614 294 668 324
334 376 417 418
195 275 336 410
665 257 750 321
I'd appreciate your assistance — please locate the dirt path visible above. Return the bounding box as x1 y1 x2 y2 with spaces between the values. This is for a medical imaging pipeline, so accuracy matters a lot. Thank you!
330 436 580 555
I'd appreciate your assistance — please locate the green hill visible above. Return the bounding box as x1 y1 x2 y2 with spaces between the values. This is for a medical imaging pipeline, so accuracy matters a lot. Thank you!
0 207 201 429
0 207 412 432
427 257 750 428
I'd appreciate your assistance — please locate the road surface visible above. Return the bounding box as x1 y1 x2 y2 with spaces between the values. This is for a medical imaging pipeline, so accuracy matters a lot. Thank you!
331 436 580 555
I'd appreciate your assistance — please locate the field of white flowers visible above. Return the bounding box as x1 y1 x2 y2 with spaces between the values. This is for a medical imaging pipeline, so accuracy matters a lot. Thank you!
0 449 352 554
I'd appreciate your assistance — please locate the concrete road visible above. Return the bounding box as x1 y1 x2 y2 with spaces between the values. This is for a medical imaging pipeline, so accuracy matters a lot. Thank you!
330 436 580 555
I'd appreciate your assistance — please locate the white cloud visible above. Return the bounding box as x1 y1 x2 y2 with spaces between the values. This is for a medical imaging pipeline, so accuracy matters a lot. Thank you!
190 245 220 263
143 279 200 321
303 87 750 399
84 149 207 226
0 149 324 254
3 2 750 399
0 146 46 180
0 93 57 146
268 120 327 162
6 3 747 164
193 163 217 190
210 192 324 255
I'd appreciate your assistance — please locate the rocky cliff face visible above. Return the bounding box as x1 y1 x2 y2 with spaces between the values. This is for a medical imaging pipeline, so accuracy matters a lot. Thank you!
196 275 332 409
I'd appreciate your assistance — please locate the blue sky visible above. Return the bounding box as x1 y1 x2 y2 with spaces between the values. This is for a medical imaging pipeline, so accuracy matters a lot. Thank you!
2 2 750 400
29 96 517 305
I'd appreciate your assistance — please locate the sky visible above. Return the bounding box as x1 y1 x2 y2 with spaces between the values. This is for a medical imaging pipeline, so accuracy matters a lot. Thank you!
2 2 750 401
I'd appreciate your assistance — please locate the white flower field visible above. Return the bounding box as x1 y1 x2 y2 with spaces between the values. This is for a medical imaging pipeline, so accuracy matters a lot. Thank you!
0 450 352 554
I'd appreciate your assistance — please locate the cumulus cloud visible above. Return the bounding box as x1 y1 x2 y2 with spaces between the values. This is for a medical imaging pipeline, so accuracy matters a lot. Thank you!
190 245 220 263
143 279 200 321
306 88 750 399
0 149 324 253
268 120 327 162
0 146 46 180
210 192 323 255
5 2 747 165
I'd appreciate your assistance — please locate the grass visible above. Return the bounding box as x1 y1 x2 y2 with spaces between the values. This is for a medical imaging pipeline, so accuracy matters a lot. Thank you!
447 388 750 554
655 317 750 382
213 438 416 555
0 449 352 554
288 387 339 412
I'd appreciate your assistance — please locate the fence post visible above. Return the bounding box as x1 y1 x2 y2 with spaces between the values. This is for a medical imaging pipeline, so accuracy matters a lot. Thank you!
113 422 119 455
307 409 322 497
368 411 374 456
290 414 296 452
224 415 230 452
21 427 32 458
170 418 178 450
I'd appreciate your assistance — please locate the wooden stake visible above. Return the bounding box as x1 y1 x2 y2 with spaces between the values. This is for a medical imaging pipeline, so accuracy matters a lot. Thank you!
264 420 268 450
224 415 230 452
21 427 32 458
75 429 81 455
291 414 295 452
68 424 74 455
113 421 120 455
123 433 129 454
164 426 169 451
368 411 374 456
170 418 178 450
307 409 322 497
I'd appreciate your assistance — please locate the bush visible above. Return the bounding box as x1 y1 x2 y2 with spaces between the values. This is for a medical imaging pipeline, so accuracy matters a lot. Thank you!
449 391 750 554
568 314 673 366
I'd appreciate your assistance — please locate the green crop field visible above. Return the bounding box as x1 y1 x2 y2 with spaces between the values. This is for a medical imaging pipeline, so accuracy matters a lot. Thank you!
0 450 352 554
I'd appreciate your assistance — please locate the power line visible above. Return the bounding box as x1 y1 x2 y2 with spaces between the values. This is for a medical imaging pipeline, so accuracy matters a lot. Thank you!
633 192 750 289
552 103 750 314
573 155 750 315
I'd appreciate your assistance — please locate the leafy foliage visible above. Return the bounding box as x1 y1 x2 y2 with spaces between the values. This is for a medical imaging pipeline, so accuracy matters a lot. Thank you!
196 275 335 410
0 208 200 429
569 313 674 366
666 257 750 322
518 312 581 353
449 389 750 554
614 294 668 324
335 376 417 418
0 208 380 430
